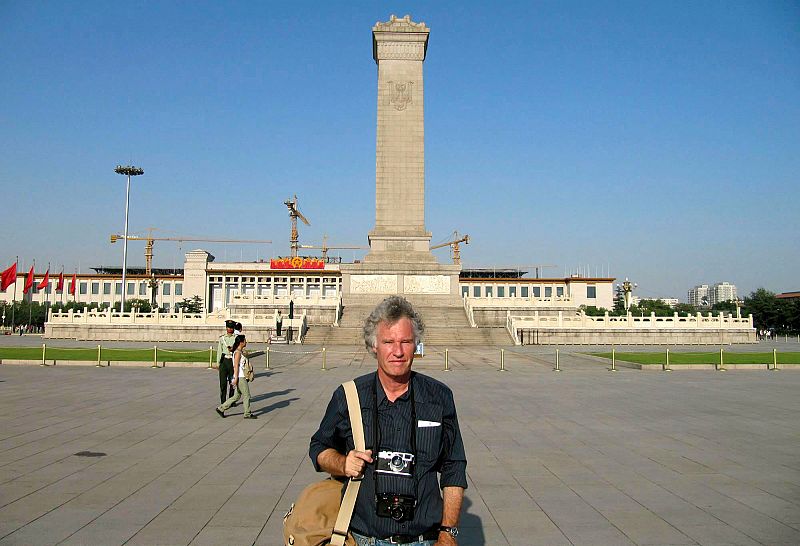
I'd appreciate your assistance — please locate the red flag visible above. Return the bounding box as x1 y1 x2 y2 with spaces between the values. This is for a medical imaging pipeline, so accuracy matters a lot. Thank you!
1 262 16 291
37 269 50 290
57 271 64 292
23 266 34 294
69 273 77 295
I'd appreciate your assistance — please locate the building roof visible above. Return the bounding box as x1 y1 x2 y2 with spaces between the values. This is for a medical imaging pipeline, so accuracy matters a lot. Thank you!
776 291 800 300
91 266 184 276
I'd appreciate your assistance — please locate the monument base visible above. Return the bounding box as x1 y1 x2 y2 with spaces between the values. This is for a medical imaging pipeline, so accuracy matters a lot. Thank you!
364 232 437 264
340 261 462 308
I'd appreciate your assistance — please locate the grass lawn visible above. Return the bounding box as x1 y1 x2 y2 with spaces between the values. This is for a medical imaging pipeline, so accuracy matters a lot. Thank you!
589 351 800 365
0 346 215 363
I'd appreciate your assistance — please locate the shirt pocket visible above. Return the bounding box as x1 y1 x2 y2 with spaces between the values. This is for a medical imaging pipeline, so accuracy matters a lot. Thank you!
415 405 443 466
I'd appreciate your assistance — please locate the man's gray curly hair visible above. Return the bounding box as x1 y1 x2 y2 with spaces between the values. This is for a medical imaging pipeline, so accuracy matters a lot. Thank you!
363 296 424 354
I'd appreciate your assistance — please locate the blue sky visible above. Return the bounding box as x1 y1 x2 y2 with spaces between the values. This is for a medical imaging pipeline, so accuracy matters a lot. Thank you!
1 1 798 299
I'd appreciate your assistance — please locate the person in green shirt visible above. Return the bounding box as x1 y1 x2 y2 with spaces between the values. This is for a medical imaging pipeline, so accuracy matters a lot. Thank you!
217 320 237 404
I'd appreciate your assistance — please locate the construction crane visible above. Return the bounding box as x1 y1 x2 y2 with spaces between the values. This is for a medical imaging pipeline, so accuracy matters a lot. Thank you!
299 234 367 260
284 195 310 258
110 229 272 275
430 231 470 265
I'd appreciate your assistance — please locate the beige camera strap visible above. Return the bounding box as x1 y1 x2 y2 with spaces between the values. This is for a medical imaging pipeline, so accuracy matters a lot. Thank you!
331 380 364 546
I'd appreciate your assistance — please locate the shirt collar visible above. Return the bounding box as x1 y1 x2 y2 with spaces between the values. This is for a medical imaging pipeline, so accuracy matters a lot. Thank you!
373 371 427 406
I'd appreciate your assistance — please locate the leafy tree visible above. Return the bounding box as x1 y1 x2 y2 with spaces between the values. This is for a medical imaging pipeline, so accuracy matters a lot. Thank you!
634 299 675 317
580 305 610 316
711 300 737 314
744 288 780 330
177 296 203 313
111 298 152 313
674 303 698 316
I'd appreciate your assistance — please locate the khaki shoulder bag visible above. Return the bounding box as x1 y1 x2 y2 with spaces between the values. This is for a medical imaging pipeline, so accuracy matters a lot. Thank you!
283 381 364 546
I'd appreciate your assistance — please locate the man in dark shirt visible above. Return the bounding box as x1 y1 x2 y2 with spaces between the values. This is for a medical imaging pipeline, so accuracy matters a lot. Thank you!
310 296 467 546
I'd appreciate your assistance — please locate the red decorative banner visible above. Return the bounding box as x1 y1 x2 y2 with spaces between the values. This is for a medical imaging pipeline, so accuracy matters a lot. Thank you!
270 257 325 269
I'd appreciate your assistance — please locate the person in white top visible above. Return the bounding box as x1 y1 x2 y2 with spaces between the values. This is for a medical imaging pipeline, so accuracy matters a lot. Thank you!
215 335 257 419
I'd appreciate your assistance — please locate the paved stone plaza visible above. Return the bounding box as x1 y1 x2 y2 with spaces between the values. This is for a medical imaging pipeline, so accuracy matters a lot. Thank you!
1 344 799 545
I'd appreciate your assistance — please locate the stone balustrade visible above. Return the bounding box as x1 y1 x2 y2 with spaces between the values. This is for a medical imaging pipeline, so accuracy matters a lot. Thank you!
507 310 756 345
48 308 305 328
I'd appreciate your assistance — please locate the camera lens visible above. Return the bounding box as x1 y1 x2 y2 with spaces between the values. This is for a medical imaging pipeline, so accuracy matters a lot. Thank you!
390 455 403 470
391 506 404 521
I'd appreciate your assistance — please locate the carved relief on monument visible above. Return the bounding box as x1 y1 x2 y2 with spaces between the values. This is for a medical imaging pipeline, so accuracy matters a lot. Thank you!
375 42 425 61
388 81 413 110
373 14 429 32
350 275 398 294
404 275 450 294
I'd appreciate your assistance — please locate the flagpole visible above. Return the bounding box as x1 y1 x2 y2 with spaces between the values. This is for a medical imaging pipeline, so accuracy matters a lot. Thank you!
28 259 34 329
11 257 18 331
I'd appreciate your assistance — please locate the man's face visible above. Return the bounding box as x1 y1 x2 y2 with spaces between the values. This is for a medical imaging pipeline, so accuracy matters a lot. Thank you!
373 318 415 382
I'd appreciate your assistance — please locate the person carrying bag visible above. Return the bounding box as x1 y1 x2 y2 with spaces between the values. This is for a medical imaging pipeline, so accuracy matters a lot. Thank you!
284 381 363 546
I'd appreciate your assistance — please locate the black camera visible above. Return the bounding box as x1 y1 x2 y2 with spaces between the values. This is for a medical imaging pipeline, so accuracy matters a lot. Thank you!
376 492 416 522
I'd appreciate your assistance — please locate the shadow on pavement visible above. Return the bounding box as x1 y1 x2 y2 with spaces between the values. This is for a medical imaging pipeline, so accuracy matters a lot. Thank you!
250 388 295 404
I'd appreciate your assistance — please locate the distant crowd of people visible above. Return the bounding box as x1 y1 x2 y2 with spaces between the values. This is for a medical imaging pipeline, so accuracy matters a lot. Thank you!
757 328 776 341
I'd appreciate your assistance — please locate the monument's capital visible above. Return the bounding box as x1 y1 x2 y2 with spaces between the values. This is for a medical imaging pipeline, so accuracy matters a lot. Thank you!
373 14 429 62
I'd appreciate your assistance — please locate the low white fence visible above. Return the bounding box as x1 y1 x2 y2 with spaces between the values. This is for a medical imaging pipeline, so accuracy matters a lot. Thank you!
506 310 754 345
48 308 307 330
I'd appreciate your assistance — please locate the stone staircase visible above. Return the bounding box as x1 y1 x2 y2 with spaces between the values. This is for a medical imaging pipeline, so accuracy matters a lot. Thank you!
302 302 513 346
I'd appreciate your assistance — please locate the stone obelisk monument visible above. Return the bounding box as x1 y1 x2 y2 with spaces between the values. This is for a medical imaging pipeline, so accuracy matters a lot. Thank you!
341 15 461 305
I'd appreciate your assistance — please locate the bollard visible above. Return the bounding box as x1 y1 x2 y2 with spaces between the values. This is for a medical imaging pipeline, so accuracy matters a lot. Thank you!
444 348 450 371
610 347 616 372
771 348 778 371
664 348 671 372
717 347 726 371
152 345 158 368
499 348 506 372
96 344 102 367
553 348 561 372
265 346 270 370
208 346 213 369
41 343 46 366
321 347 327 371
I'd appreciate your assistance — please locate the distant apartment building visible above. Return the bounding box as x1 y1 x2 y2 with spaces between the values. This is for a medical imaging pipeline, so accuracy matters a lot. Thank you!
710 282 737 304
688 284 710 307
688 282 737 306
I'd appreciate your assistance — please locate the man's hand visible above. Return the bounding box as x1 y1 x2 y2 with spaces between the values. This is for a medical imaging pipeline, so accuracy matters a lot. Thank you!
343 449 373 478
435 532 457 546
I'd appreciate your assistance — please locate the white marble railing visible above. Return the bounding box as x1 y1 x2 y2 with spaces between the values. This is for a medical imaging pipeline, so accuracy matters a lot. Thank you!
229 293 340 307
462 295 476 327
48 308 307 329
506 310 754 342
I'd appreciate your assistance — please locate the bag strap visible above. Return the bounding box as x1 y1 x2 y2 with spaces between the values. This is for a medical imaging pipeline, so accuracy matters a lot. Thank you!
331 380 364 546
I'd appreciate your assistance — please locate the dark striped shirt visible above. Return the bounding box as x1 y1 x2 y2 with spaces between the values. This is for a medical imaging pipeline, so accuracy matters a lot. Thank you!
309 371 468 537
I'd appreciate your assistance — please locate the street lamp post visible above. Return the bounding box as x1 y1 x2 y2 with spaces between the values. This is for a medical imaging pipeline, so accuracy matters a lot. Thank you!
114 165 144 313
617 277 637 312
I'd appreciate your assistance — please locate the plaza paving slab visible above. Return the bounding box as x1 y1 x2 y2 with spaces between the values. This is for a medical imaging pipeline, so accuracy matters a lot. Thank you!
1 343 799 545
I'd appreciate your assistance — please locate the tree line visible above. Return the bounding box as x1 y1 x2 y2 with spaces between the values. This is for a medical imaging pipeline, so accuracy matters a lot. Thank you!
583 288 799 334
